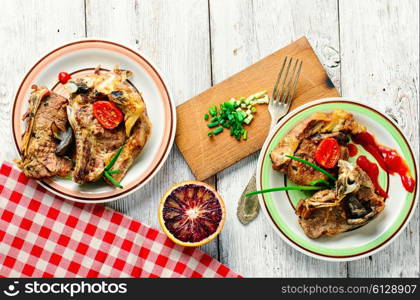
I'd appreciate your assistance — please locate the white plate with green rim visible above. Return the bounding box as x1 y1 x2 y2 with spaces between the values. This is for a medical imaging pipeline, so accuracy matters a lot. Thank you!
256 98 418 261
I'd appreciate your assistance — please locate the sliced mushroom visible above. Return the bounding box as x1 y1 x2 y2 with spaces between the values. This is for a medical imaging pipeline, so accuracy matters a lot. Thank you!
344 195 368 218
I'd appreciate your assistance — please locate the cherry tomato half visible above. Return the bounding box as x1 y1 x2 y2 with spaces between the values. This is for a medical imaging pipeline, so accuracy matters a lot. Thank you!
315 137 340 169
58 72 71 84
93 101 123 129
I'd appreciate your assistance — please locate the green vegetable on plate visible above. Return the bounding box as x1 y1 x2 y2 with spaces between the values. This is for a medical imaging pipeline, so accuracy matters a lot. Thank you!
246 156 335 196
245 185 323 197
286 155 337 181
309 178 332 187
103 145 124 189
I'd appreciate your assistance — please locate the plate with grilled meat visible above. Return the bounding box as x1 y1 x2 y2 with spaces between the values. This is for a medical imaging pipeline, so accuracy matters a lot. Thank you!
256 99 417 261
12 40 175 202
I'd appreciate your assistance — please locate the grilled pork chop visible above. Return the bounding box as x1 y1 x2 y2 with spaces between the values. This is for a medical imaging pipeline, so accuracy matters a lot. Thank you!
287 133 349 185
66 67 151 184
295 160 385 238
67 94 126 183
15 86 73 178
270 110 365 185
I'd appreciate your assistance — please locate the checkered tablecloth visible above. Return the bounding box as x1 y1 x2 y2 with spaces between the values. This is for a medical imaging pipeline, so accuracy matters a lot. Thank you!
0 162 239 278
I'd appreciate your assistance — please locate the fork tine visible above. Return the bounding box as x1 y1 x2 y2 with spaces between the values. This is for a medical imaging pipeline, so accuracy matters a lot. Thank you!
285 60 303 108
281 59 299 105
275 57 292 102
280 58 299 104
271 56 288 102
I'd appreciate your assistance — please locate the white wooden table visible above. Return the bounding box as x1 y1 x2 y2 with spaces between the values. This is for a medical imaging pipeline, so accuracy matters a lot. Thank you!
0 0 418 277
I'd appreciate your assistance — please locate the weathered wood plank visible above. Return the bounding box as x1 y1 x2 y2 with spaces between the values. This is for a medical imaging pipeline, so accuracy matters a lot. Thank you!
85 0 218 257
0 0 85 163
0 0 417 278
339 0 419 277
210 0 346 277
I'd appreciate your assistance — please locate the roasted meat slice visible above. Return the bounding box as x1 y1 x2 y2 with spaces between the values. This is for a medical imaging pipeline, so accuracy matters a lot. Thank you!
287 133 349 185
106 114 151 182
67 94 126 183
295 160 385 238
15 86 73 178
270 110 365 185
66 67 151 184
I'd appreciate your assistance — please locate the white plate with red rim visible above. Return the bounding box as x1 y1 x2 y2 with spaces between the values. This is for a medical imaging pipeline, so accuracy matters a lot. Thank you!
256 98 418 261
12 39 176 203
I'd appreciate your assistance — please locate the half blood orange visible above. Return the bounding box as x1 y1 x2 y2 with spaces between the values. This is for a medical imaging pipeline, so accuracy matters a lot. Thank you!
158 181 226 247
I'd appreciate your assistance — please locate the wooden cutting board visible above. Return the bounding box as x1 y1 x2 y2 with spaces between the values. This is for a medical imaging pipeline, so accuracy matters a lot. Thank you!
175 36 339 181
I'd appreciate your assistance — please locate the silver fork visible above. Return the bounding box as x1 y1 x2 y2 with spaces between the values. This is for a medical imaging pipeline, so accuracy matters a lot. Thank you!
237 56 303 225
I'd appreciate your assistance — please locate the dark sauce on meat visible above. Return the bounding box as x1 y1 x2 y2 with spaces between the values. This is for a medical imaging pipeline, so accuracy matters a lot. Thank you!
353 132 415 193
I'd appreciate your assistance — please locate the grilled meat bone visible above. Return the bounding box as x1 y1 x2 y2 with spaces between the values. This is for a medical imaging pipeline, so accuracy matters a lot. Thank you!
67 94 126 183
15 86 73 178
295 160 385 238
66 67 152 184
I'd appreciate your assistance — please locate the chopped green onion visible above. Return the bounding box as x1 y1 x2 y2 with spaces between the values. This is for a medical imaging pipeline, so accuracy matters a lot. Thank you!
223 101 234 110
257 96 269 104
247 90 267 101
213 127 223 135
286 155 337 181
105 146 124 170
244 115 253 124
209 106 217 116
207 121 219 128
242 130 248 140
204 91 269 141
104 171 123 189
246 185 323 197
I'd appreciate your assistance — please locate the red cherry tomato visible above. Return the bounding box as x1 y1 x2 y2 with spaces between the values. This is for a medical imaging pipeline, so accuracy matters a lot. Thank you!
93 101 124 129
315 137 340 169
58 72 71 84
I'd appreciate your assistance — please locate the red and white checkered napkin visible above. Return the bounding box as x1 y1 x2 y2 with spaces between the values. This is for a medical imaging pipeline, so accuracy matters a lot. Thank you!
0 162 240 278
